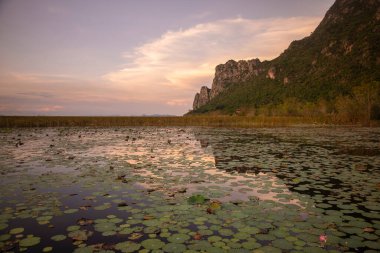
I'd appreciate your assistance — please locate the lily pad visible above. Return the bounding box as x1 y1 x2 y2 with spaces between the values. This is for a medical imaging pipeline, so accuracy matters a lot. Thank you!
0 234 11 241
234 232 250 240
303 247 328 253
188 195 206 205
208 236 222 243
255 246 281 253
0 224 8 230
10 227 24 234
239 226 260 234
94 222 117 233
272 239 293 250
242 240 261 250
115 241 141 253
168 233 191 243
219 229 234 236
19 236 41 247
365 240 380 249
51 234 67 241
42 246 53 252
163 243 187 253
141 238 165 250
67 225 81 232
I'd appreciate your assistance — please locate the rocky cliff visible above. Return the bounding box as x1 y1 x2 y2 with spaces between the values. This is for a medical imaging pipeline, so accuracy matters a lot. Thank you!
193 86 211 110
192 59 264 110
190 0 380 113
210 59 262 99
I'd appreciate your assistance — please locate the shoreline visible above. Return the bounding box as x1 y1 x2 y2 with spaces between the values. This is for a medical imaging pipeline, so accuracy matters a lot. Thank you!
1 116 379 128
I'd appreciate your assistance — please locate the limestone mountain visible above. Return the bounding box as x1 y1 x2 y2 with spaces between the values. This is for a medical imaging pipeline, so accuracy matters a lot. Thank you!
189 0 380 115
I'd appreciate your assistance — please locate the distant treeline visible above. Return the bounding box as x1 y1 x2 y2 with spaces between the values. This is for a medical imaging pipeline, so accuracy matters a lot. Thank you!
0 115 379 128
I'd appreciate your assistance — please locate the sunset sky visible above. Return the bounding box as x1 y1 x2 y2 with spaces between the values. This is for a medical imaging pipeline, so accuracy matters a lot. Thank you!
0 0 334 116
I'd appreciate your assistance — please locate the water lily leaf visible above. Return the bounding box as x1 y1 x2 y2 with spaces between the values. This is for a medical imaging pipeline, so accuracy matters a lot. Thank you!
142 219 162 227
42 246 53 252
119 227 135 235
208 235 222 243
115 241 141 253
242 240 261 250
303 247 328 253
108 218 123 224
0 234 11 241
256 234 276 241
234 232 250 240
51 234 67 241
272 239 293 250
188 195 206 205
37 216 53 222
10 227 24 234
144 226 160 234
67 225 81 232
365 240 380 249
94 204 112 211
94 222 117 233
239 226 260 234
163 243 187 253
219 229 234 236
168 233 190 243
255 246 281 253
141 239 165 250
64 209 78 214
102 231 116 236
19 236 41 247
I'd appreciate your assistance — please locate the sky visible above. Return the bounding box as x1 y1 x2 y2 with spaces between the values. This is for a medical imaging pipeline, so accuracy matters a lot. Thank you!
0 0 335 116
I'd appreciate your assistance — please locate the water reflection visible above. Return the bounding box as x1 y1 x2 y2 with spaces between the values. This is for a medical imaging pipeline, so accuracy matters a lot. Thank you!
193 127 380 220
79 129 305 205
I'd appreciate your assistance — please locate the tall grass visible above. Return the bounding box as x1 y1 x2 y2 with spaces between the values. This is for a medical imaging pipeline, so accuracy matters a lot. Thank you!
1 115 371 128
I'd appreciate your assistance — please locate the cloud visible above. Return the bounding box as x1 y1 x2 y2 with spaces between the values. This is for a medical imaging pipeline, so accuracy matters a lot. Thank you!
37 105 64 112
7 72 76 84
166 99 191 106
104 17 321 112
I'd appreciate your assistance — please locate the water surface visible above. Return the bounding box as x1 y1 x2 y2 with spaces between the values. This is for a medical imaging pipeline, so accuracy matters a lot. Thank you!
0 127 379 252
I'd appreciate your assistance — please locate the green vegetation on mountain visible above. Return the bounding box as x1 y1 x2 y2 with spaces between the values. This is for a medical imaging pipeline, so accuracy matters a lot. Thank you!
190 0 380 123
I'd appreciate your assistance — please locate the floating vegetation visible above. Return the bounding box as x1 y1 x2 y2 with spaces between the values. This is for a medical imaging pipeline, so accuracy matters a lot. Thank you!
0 127 379 252
187 194 207 205
19 236 41 247
9 227 24 235
51 234 67 242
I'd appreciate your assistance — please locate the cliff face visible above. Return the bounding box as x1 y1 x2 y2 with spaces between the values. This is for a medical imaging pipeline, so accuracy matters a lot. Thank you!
193 86 211 110
192 59 263 110
190 0 380 113
210 59 262 99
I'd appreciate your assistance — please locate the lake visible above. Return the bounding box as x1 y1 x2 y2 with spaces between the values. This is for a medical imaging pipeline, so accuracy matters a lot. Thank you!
0 127 379 253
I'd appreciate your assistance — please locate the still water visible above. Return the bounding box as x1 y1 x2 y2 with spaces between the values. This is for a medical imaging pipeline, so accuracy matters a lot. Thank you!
0 127 379 253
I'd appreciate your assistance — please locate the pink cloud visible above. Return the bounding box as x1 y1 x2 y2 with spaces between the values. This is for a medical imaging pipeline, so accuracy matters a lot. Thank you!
37 105 64 112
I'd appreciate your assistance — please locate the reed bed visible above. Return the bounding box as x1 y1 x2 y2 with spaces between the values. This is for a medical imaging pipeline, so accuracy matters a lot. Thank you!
0 115 351 128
